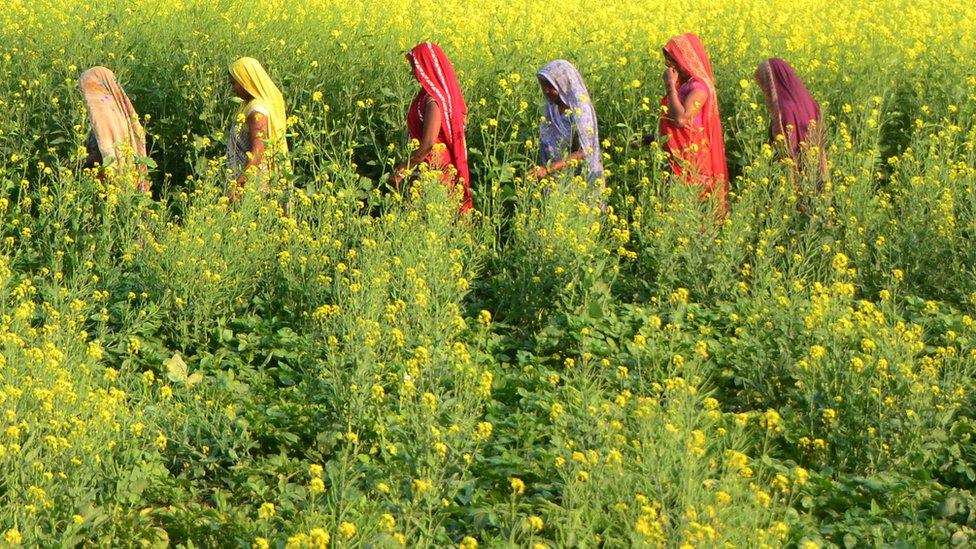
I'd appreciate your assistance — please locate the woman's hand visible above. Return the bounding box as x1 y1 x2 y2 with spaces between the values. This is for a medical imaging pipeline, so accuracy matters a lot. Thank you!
663 67 679 91
527 166 547 181
389 164 408 188
226 175 247 202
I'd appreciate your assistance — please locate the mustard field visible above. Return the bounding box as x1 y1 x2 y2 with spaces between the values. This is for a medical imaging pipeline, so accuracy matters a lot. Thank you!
1 0 976 546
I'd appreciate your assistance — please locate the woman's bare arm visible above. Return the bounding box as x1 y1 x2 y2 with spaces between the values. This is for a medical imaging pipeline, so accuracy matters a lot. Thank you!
244 112 268 171
532 134 586 179
408 99 442 166
393 98 443 185
666 86 707 129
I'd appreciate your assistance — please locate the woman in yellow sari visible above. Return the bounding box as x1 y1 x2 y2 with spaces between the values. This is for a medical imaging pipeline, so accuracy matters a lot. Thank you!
80 66 149 191
226 57 288 197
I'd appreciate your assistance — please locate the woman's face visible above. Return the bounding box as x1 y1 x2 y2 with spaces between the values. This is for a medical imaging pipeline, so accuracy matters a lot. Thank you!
538 76 562 105
663 50 690 81
228 72 249 99
754 69 766 93
754 67 775 108
407 55 417 79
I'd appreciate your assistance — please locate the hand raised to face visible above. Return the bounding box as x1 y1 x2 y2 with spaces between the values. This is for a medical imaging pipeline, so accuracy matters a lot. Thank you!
663 66 679 90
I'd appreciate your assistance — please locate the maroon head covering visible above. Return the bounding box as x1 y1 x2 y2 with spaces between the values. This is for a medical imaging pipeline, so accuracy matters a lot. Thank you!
755 58 822 157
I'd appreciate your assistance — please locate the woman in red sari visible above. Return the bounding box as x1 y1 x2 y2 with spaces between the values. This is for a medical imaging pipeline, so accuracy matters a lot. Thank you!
659 33 729 215
392 42 473 214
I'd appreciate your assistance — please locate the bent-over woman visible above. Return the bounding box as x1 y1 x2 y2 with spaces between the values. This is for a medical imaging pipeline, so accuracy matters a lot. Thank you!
80 66 149 191
533 60 604 189
755 58 828 187
393 42 472 214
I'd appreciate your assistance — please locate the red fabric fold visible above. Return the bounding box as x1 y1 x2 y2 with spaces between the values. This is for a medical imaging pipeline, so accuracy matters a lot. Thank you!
659 33 729 213
407 42 472 213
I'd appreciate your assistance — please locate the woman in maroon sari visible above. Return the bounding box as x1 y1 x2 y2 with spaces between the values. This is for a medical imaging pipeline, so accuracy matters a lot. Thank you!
659 33 729 215
392 42 473 214
755 58 828 188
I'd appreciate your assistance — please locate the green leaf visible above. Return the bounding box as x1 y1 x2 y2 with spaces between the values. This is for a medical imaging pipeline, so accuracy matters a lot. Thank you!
135 154 157 169
587 301 604 320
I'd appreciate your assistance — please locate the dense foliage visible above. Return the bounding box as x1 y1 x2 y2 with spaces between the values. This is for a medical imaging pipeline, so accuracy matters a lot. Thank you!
2 0 976 546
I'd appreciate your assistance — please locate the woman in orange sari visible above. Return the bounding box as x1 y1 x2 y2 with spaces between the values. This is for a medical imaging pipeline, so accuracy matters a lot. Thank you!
392 42 472 214
80 66 149 191
658 33 729 215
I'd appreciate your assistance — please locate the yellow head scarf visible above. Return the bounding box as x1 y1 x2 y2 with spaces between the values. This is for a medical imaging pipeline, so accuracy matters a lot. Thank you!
228 57 288 156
